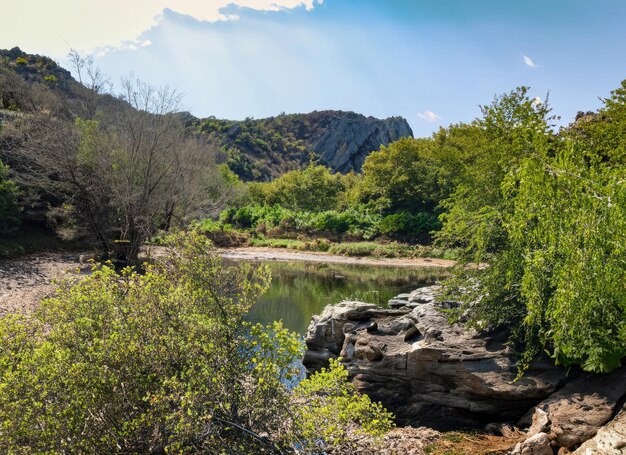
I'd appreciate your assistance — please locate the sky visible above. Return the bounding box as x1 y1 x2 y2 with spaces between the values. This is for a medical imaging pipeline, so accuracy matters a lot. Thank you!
3 0 626 137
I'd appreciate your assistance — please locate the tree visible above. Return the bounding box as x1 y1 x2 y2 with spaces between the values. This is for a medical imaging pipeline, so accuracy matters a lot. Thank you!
0 232 394 453
249 164 345 212
8 77 231 264
0 159 20 236
439 85 626 374
354 137 450 215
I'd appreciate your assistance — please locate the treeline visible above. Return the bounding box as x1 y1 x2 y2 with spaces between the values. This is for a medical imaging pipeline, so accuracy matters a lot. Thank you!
211 138 447 245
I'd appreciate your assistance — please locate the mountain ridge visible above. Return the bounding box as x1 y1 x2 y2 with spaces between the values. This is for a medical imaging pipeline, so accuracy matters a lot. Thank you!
0 47 413 181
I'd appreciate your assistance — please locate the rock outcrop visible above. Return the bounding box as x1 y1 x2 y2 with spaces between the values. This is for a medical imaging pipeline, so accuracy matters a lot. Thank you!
520 365 626 450
303 286 568 430
574 404 626 454
306 111 413 173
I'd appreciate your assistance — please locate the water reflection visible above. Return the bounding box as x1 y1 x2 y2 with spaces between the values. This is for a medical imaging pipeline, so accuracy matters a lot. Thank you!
244 261 446 335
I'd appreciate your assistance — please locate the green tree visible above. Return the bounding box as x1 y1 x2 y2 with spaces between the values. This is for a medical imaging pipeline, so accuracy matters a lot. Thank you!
440 85 626 374
249 164 345 212
0 160 20 236
355 137 449 214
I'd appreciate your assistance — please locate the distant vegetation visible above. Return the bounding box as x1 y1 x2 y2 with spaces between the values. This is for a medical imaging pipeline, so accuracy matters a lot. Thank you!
196 110 412 181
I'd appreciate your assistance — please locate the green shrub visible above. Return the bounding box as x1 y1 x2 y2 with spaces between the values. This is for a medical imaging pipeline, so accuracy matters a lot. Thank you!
292 358 394 453
14 56 28 65
328 242 379 257
249 237 306 249
0 232 392 452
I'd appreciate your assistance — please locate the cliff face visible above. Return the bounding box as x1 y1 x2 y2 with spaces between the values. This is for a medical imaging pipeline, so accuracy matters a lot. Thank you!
196 111 414 181
305 112 413 174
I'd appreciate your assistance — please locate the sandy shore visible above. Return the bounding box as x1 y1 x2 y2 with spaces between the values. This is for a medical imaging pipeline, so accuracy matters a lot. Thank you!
0 251 89 316
219 247 455 269
0 247 454 316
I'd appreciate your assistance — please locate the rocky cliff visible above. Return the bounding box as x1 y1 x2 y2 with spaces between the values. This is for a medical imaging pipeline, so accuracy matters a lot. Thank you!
304 286 626 453
196 111 413 181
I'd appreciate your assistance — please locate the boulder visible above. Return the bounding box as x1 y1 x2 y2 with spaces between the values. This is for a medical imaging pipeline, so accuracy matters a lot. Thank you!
303 288 568 430
521 365 626 450
511 432 553 455
574 404 626 454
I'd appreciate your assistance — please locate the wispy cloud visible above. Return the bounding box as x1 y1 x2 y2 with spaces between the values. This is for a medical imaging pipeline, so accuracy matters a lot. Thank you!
523 55 538 68
0 0 323 57
417 111 442 123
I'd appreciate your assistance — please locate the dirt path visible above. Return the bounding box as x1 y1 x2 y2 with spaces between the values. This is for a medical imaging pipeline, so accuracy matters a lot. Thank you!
219 247 456 269
0 252 88 316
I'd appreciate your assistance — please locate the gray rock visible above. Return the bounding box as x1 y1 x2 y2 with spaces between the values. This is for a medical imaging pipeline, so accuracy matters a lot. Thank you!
511 433 553 455
303 287 568 430
521 364 626 450
574 404 626 454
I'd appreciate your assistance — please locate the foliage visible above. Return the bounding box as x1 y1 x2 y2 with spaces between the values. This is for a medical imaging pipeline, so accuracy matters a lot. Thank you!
355 137 452 214
439 85 626 373
249 237 307 249
291 358 394 453
248 164 346 212
0 233 394 452
0 160 20 237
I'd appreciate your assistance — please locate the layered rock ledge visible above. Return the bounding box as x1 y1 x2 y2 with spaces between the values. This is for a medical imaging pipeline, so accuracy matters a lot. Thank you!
303 286 568 430
304 285 626 452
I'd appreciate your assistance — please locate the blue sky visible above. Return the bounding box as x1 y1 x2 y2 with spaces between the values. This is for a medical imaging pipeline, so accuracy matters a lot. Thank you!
3 0 626 137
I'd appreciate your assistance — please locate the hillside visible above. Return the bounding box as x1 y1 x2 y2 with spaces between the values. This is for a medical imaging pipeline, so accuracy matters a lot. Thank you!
0 47 413 182
196 111 413 180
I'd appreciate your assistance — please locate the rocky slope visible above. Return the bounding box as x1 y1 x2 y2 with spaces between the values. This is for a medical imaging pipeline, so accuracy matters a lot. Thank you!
304 286 626 453
196 110 413 180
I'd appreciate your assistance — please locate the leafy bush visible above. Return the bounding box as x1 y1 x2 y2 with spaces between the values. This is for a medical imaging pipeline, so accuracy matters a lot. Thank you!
249 237 306 249
0 232 393 452
197 219 249 247
292 358 394 453
328 242 379 257
439 84 626 373
14 56 28 65
379 211 441 241
0 232 295 453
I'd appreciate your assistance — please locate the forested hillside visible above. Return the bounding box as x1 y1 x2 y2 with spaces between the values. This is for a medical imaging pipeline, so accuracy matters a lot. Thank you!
197 111 413 181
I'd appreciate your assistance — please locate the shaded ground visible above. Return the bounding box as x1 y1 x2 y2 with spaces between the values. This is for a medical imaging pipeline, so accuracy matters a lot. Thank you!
220 247 456 269
0 251 89 316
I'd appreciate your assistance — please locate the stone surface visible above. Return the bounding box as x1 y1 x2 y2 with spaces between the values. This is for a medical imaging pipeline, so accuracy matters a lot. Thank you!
511 433 553 455
303 288 568 430
574 404 626 454
521 365 626 449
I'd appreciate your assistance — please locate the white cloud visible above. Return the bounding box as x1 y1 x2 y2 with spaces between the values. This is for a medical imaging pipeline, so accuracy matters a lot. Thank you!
0 1 323 57
523 55 538 68
417 111 442 123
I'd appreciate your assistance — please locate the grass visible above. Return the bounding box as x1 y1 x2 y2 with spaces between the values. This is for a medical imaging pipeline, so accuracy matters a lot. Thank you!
249 238 307 249
247 236 459 260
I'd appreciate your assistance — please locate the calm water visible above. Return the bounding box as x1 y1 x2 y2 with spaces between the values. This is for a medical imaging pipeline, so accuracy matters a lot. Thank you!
245 261 445 335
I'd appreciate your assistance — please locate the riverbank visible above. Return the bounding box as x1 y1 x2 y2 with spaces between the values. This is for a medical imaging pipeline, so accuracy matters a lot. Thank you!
220 246 455 269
